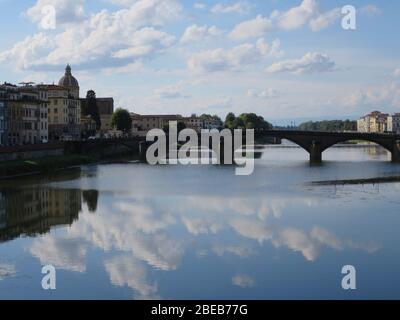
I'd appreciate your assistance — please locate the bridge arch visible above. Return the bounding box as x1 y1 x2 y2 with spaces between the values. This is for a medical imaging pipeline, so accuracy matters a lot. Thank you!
320 137 393 153
274 133 400 164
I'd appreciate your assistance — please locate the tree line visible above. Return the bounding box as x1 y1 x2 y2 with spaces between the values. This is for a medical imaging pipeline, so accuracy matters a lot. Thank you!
298 120 357 132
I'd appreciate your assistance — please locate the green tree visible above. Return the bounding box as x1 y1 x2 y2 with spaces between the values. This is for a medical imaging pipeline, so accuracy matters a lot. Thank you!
298 120 357 132
111 108 132 133
84 90 101 130
225 112 236 129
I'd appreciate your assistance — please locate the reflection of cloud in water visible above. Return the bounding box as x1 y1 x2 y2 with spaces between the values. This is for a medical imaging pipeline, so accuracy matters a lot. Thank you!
0 263 16 280
273 228 320 262
212 244 257 258
25 189 381 298
232 274 255 288
68 205 184 271
30 236 88 272
113 201 176 234
105 255 160 300
182 217 222 235
231 218 273 243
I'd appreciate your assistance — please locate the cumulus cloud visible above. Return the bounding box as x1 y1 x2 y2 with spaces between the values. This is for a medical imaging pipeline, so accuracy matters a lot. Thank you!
1 0 181 71
180 24 222 44
256 38 284 57
26 0 85 26
111 28 175 59
229 15 273 40
274 0 318 30
344 82 400 109
271 0 342 32
309 8 341 32
266 52 335 75
211 1 251 15
188 38 281 73
393 68 400 78
0 33 53 70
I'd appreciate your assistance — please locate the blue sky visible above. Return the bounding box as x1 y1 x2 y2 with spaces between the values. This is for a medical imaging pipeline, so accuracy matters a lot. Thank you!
0 0 399 125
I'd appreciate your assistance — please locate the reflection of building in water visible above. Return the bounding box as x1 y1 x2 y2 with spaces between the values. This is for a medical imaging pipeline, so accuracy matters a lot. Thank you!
0 188 84 243
0 192 6 230
363 145 390 158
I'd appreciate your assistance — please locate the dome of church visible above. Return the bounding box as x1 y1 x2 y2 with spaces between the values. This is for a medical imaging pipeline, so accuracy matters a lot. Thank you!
58 64 79 88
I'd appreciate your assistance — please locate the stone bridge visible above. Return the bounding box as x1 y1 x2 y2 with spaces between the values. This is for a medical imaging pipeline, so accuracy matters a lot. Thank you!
262 130 400 164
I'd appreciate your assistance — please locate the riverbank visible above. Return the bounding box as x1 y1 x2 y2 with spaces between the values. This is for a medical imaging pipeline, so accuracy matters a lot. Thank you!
0 155 101 180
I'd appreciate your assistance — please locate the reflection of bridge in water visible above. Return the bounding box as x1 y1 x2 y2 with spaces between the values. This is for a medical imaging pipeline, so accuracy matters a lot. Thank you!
262 130 400 164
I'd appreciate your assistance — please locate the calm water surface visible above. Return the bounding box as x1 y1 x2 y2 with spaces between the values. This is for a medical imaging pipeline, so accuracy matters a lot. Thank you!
1 144 400 300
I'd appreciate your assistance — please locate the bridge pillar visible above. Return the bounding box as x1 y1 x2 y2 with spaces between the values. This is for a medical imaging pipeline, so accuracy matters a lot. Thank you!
392 140 400 163
309 140 322 164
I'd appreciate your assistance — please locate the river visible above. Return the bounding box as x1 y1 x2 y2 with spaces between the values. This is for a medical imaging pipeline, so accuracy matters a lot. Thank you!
0 144 400 299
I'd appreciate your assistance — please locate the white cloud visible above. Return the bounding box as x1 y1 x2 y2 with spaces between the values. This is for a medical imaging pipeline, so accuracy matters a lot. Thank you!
26 0 85 26
309 8 341 32
393 68 400 78
247 88 278 99
271 0 341 32
232 274 255 288
258 38 284 58
188 38 279 73
211 1 251 15
344 82 400 110
180 24 222 44
360 5 382 17
194 2 206 10
111 27 175 59
0 33 53 70
266 52 335 74
1 0 181 71
229 15 273 40
155 85 182 99
275 0 318 30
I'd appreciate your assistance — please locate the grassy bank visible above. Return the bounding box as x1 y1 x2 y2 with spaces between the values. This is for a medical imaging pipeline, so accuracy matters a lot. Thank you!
0 155 100 179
